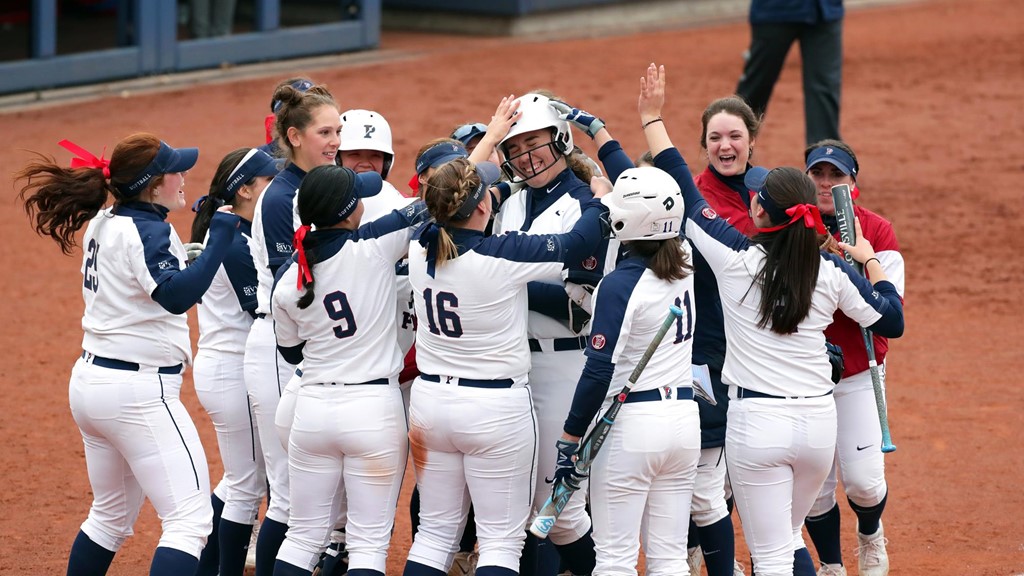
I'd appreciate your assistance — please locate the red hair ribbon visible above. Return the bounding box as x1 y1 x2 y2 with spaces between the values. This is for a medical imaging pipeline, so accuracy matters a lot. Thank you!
58 139 110 179
293 225 313 290
757 203 827 235
264 114 275 145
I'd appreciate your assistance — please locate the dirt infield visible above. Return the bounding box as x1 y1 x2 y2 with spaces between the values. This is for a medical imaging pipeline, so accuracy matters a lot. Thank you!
1 0 1022 573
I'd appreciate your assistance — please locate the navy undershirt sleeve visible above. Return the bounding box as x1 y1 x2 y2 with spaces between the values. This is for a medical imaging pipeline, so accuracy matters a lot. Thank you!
152 212 240 315
277 342 305 365
527 282 571 321
597 140 635 183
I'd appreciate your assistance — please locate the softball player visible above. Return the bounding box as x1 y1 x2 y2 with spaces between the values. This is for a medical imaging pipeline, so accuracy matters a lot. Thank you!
17 134 240 575
637 63 905 576
246 82 341 575
271 165 428 576
190 148 279 576
558 167 701 575
402 156 609 576
802 140 902 576
494 93 620 576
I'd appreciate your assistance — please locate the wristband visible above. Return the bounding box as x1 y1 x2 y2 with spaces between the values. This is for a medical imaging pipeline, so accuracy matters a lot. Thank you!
864 257 880 267
642 117 663 129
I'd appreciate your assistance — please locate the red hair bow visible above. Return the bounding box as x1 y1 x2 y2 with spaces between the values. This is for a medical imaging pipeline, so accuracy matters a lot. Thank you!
58 139 110 179
756 203 827 234
293 225 313 290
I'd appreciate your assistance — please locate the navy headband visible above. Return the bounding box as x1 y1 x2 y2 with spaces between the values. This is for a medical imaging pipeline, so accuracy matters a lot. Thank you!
115 141 198 197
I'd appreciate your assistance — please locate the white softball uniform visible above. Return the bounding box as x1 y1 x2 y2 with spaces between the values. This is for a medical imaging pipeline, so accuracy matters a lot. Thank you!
194 218 266 526
271 204 426 574
656 147 905 576
71 203 238 559
246 165 305 525
494 168 618 546
563 254 701 575
405 201 607 574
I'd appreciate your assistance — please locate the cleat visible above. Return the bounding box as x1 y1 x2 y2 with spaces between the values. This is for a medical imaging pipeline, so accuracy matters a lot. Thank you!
856 522 890 576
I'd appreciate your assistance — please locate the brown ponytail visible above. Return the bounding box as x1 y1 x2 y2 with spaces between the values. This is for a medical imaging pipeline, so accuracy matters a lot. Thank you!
17 133 162 254
626 238 692 281
421 158 480 269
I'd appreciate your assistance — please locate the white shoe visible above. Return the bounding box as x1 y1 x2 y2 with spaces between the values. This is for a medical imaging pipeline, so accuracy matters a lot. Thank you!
856 522 890 576
687 545 703 575
244 520 260 572
448 550 478 576
817 563 847 576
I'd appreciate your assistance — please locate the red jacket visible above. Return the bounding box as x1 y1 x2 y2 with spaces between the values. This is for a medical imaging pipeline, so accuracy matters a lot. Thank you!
694 166 757 237
826 205 903 377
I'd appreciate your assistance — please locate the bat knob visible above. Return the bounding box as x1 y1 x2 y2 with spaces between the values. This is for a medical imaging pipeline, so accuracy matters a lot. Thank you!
881 444 897 453
669 305 683 318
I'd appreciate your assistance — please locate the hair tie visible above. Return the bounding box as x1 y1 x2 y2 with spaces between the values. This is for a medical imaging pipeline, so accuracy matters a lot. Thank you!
756 203 827 234
417 221 446 278
58 139 111 179
293 225 314 289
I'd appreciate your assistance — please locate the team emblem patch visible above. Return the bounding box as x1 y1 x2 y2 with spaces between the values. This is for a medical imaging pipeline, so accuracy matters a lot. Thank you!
701 207 718 220
582 256 598 270
591 334 606 350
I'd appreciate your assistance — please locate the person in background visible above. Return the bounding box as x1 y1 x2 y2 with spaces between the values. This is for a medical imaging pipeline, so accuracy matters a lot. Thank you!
736 0 844 145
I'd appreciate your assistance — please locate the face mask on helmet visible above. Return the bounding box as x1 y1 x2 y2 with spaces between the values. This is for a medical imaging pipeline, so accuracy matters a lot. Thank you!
340 109 395 178
499 93 573 182
602 167 685 241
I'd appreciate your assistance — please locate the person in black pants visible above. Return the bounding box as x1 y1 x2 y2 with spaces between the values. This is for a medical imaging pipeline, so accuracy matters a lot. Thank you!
736 0 844 145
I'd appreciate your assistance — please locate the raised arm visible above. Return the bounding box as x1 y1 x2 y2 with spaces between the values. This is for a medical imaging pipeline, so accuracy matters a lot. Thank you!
468 94 520 165
638 63 673 158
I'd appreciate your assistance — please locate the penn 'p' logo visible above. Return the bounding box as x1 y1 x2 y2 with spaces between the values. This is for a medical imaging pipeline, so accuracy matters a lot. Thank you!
363 124 376 139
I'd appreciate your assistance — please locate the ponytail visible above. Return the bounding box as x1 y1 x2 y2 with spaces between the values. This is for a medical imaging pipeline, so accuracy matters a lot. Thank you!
420 158 478 271
17 133 162 254
626 238 692 281
190 148 249 244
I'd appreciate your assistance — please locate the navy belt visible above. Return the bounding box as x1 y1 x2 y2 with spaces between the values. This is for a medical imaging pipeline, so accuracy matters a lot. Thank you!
420 374 515 389
624 386 693 403
528 336 588 353
736 386 834 400
82 351 182 375
323 378 388 386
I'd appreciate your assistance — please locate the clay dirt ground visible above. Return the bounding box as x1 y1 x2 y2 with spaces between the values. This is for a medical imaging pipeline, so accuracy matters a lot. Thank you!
1 0 1022 573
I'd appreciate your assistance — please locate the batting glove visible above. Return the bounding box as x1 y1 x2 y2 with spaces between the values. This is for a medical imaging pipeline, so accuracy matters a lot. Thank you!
183 242 205 264
549 439 588 490
550 100 606 139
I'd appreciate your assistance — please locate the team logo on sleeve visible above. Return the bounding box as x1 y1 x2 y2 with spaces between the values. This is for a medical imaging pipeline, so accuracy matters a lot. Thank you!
582 256 598 270
158 259 175 270
591 334 606 350
701 207 718 220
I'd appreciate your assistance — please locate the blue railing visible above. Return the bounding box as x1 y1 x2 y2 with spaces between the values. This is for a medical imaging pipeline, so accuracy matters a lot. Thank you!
1 0 381 95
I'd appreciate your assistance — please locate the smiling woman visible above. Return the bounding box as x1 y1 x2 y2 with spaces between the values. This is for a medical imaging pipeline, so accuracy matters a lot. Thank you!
14 133 241 576
244 80 342 576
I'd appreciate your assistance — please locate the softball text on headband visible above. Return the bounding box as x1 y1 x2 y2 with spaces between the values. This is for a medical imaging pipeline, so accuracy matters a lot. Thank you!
745 166 827 235
193 148 281 213
116 141 199 197
293 167 383 289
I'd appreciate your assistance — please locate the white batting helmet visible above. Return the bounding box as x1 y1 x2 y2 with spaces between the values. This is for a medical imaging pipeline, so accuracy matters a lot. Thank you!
499 93 573 159
340 109 395 178
602 167 684 241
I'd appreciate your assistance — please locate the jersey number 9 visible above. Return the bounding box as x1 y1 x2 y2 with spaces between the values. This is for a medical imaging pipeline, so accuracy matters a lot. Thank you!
323 291 357 339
